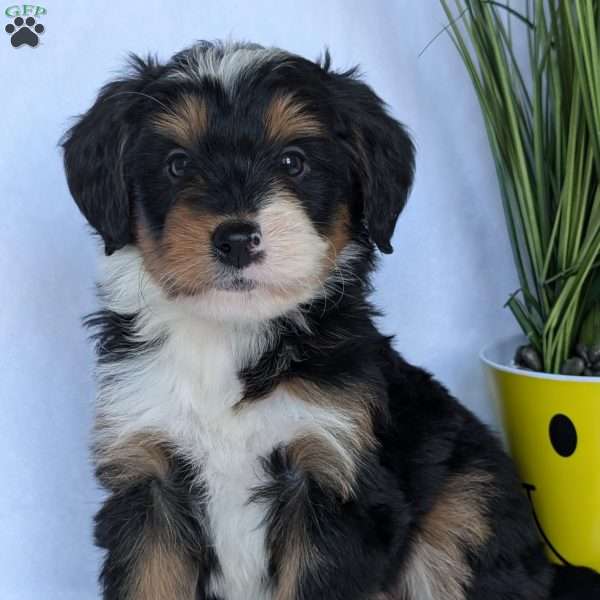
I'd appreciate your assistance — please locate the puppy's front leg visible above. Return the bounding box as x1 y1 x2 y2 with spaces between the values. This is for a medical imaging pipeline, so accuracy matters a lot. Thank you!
93 434 206 600
253 431 407 600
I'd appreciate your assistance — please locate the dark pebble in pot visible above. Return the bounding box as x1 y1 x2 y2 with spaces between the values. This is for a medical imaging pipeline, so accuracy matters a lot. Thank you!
516 345 543 371
588 345 600 364
575 343 589 362
560 357 586 376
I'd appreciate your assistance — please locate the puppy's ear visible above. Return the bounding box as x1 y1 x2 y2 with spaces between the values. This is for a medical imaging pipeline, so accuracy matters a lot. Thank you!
327 67 415 254
62 56 161 255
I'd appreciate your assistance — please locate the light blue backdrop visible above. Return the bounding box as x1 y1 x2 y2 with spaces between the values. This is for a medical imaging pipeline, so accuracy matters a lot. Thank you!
0 1 520 597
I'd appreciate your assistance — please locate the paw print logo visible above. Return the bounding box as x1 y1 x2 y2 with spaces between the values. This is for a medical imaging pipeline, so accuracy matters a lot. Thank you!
5 16 44 48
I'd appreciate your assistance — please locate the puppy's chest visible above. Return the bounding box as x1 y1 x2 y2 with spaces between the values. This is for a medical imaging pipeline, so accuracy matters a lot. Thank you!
102 326 332 599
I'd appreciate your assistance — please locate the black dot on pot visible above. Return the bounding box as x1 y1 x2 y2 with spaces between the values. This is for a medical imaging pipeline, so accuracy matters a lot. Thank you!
549 414 577 457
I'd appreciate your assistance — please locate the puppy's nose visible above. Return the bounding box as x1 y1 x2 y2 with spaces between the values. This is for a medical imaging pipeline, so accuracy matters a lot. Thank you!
212 221 262 269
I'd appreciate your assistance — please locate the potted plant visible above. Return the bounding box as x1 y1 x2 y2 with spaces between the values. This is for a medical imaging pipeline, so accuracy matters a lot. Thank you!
440 0 600 570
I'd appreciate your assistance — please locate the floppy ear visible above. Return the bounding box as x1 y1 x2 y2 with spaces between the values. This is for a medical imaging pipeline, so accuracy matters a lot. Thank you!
328 68 415 254
62 56 161 255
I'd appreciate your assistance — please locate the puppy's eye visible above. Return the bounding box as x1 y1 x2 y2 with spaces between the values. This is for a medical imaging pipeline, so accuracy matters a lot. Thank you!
167 151 189 178
281 150 306 177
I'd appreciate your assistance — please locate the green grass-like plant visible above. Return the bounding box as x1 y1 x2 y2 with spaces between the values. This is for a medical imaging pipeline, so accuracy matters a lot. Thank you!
440 0 600 373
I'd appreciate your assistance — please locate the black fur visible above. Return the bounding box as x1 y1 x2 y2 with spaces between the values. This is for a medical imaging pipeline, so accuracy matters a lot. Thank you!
251 443 409 599
85 309 160 363
551 565 600 599
62 56 165 255
325 64 415 253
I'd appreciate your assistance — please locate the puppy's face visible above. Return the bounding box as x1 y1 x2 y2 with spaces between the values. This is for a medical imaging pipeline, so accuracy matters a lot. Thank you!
131 62 352 319
63 43 414 321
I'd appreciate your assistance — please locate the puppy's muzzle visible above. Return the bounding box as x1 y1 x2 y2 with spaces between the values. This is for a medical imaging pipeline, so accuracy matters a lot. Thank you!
212 220 262 269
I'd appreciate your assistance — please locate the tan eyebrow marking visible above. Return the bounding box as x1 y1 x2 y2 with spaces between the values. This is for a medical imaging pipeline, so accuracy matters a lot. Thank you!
264 93 324 142
151 94 208 146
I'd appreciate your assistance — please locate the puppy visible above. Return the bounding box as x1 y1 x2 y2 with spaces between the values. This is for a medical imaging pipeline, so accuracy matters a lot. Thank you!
62 41 596 599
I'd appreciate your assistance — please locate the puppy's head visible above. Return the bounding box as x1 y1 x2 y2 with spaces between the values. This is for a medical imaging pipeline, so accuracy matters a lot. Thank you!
63 42 414 321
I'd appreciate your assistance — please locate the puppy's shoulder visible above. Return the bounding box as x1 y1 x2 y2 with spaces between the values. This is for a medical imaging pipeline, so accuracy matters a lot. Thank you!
377 346 505 483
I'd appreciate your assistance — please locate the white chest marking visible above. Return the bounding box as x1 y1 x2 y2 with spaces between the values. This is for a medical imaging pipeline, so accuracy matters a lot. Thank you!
96 249 353 600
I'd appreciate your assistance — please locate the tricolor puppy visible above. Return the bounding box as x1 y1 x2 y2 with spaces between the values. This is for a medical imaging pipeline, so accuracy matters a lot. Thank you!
62 41 596 600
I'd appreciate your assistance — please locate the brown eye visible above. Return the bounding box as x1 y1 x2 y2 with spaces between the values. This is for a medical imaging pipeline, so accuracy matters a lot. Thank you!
281 150 306 177
167 151 189 178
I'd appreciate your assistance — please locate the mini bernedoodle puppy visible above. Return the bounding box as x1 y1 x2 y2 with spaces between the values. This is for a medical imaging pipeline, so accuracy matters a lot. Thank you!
62 41 600 600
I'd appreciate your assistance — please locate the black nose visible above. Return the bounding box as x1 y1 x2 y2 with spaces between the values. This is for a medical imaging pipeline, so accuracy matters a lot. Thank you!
212 221 262 269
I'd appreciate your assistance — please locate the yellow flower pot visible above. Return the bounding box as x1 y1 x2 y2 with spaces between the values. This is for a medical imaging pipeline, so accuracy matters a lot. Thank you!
482 336 600 571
